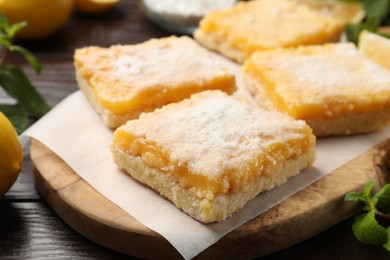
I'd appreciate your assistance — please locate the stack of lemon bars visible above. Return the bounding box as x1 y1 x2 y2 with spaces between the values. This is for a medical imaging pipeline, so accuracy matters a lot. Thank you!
73 0 390 223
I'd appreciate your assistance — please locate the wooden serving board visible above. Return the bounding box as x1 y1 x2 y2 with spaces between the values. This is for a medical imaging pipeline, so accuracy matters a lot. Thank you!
31 138 390 259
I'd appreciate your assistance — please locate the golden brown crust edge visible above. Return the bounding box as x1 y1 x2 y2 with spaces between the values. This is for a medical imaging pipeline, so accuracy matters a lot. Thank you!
75 69 157 129
243 74 390 137
305 110 390 137
194 29 248 64
111 145 315 223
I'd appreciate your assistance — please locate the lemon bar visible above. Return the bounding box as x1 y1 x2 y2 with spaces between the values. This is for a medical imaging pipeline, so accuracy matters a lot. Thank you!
111 90 315 223
194 0 362 63
74 36 236 128
243 43 390 136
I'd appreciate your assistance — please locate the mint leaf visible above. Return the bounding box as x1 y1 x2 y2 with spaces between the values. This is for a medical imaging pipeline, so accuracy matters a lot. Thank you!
362 180 377 211
0 13 26 39
0 12 50 131
383 227 390 251
374 184 390 214
362 0 390 23
0 104 29 133
345 180 390 250
344 191 367 202
344 180 376 211
345 23 368 44
0 12 41 72
363 179 375 196
0 12 10 32
0 37 10 48
352 210 388 245
0 66 50 118
6 21 27 39
343 0 390 43
9 45 41 73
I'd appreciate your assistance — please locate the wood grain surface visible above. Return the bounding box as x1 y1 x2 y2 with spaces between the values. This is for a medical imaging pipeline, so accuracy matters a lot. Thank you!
31 137 390 259
2 1 390 259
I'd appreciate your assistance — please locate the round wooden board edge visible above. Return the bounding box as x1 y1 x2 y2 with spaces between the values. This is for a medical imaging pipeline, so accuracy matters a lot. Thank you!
30 138 389 259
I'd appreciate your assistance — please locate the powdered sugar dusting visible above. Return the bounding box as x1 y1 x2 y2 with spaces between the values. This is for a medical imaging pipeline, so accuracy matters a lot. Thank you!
265 44 390 96
123 91 310 178
111 36 230 88
114 56 145 75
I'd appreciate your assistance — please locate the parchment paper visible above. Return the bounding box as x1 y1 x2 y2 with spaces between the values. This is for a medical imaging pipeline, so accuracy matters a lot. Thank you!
22 89 390 259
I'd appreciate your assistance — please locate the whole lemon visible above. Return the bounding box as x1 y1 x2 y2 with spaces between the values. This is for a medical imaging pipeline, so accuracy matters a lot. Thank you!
74 0 119 14
0 112 23 197
0 0 73 39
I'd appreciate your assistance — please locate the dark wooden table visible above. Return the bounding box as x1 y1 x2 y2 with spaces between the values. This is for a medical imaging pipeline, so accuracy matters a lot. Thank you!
0 1 388 259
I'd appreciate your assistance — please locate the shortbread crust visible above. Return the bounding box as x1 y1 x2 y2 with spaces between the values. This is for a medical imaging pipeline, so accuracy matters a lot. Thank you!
243 43 390 136
194 0 355 63
74 36 236 128
111 90 316 222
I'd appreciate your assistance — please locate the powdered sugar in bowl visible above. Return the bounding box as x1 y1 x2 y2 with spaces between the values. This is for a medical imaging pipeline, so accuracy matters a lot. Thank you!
139 0 236 35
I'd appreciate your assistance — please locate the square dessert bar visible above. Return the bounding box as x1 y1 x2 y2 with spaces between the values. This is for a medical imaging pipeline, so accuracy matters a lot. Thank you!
111 90 315 223
243 43 390 136
194 0 358 63
74 36 236 128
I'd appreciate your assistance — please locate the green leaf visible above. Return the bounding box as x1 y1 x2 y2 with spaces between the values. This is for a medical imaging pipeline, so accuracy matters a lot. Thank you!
0 104 29 134
344 0 390 44
344 180 377 211
374 184 390 214
0 103 24 114
383 227 390 251
0 12 49 132
0 12 10 33
6 21 27 39
383 12 390 25
344 191 366 202
362 0 390 22
9 45 41 74
363 180 375 196
0 65 50 118
8 114 29 134
0 12 40 73
365 16 382 31
352 210 388 246
0 37 10 48
362 180 377 211
345 23 366 44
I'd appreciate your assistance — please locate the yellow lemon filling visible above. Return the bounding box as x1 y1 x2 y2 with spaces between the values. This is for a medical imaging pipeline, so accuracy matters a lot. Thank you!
113 127 314 197
196 0 352 62
243 43 390 121
94 75 236 115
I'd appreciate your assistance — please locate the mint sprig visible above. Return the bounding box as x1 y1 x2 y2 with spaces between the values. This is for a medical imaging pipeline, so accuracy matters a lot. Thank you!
0 12 50 133
344 180 390 250
341 0 390 43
